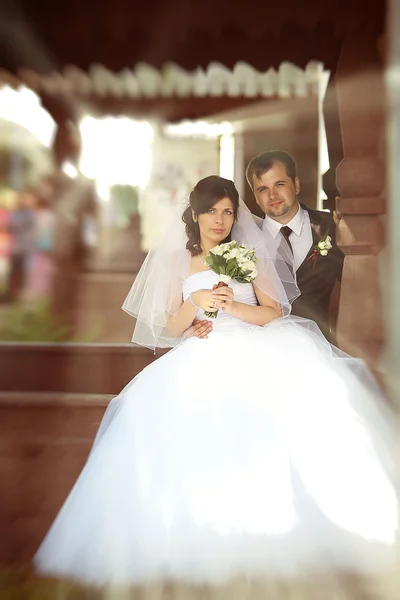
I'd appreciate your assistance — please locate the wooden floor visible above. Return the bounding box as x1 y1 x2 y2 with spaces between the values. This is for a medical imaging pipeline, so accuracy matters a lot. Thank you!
0 569 397 600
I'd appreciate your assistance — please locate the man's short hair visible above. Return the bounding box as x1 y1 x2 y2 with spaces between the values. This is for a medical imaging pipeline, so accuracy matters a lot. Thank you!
246 150 297 189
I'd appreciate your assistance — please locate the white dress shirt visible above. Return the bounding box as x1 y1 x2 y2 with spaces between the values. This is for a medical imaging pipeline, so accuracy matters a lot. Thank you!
262 206 313 271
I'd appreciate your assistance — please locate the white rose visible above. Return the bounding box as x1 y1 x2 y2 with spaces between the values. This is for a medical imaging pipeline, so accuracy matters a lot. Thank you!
325 239 332 250
210 245 225 256
241 260 255 272
244 267 258 281
320 249 328 256
318 240 326 250
227 248 241 259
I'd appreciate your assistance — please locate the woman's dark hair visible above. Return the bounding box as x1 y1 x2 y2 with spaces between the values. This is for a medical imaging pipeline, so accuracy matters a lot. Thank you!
182 175 239 256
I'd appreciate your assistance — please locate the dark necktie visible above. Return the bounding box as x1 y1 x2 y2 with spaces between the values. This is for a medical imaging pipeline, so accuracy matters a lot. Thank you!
280 226 293 255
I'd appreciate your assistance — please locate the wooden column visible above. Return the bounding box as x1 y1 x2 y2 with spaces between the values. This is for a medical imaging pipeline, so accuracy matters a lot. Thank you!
334 30 386 367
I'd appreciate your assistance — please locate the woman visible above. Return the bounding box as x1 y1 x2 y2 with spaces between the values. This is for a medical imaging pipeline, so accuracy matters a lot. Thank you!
34 176 398 591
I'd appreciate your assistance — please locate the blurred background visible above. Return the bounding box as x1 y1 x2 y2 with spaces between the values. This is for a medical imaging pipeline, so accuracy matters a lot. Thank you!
0 0 399 596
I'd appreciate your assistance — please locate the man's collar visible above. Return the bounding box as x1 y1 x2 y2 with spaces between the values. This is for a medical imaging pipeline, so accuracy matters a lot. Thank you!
285 205 305 236
262 213 281 238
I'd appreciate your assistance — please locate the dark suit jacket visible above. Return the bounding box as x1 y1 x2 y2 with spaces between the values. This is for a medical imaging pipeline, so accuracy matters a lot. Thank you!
290 204 344 340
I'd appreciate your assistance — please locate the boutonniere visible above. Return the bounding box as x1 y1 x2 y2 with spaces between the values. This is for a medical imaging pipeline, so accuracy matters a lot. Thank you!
308 230 332 269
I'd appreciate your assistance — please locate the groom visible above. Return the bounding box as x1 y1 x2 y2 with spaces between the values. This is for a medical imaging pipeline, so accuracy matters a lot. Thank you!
245 149 344 340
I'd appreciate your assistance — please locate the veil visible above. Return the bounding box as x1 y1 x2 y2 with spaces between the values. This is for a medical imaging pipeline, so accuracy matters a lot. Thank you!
122 198 299 349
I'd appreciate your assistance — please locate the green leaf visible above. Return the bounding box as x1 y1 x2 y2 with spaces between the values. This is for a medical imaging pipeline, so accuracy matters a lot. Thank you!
204 310 219 319
225 258 236 276
214 254 226 268
239 269 252 278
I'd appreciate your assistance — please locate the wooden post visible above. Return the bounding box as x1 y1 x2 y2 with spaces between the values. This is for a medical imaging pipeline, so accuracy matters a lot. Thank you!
334 30 386 368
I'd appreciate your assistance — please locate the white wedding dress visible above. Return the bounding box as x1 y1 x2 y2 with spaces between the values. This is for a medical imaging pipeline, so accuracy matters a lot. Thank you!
34 270 398 587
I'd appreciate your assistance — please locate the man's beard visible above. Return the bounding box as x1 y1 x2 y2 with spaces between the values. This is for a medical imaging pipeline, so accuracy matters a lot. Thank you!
266 203 288 219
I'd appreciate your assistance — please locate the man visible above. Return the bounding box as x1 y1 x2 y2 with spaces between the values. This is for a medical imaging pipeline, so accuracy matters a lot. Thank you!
245 149 343 340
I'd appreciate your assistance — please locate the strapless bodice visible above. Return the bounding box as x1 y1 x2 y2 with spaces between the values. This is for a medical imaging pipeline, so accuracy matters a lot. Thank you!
182 270 259 334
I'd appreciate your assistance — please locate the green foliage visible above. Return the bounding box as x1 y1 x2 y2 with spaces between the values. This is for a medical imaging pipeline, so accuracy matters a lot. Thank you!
0 300 101 343
205 241 258 282
0 299 70 342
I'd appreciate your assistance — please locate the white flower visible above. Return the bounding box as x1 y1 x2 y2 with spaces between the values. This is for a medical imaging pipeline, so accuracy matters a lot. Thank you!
320 249 328 256
210 245 225 256
241 260 256 273
238 249 252 264
317 235 332 252
244 266 258 282
227 248 241 259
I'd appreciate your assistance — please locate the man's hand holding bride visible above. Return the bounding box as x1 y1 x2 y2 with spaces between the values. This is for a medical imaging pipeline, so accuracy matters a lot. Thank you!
183 319 213 339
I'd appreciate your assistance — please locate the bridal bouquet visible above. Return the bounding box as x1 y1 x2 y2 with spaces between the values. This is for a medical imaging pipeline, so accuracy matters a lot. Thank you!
204 240 258 318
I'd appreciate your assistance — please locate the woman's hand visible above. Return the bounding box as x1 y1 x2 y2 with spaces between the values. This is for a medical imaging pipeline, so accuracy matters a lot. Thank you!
211 285 234 313
191 289 218 313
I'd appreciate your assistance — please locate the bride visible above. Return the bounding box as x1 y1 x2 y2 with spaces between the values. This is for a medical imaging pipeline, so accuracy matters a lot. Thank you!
34 176 398 590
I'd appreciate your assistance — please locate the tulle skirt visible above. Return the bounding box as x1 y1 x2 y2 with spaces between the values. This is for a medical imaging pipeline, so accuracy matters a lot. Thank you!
34 317 398 588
